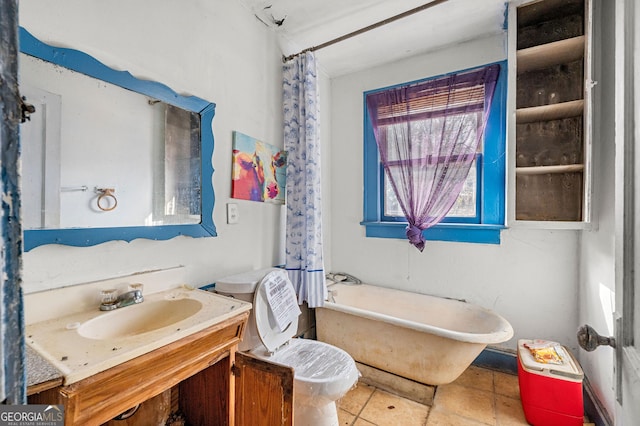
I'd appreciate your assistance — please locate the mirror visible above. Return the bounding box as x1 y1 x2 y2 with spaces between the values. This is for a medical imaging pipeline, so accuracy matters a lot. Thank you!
19 27 216 251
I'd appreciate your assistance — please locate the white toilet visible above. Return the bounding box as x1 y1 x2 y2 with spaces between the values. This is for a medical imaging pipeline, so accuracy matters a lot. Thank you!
216 268 359 426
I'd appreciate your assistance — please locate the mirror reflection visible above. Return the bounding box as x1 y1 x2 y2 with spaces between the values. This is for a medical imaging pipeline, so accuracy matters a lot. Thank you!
21 50 201 229
19 28 216 251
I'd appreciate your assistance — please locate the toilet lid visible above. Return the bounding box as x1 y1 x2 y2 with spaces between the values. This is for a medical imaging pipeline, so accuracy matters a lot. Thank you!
254 270 300 353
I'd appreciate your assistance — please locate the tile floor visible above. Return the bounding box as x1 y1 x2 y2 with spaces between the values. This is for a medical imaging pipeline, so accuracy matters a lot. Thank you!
336 365 590 426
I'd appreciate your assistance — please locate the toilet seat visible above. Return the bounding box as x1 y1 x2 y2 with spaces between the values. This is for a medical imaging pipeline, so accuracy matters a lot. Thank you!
254 336 360 404
269 338 357 381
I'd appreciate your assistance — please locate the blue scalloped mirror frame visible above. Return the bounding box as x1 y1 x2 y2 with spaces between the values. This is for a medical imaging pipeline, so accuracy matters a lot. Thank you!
20 27 216 251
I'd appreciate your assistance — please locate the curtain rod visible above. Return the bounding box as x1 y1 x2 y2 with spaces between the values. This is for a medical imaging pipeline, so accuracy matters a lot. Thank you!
282 0 450 63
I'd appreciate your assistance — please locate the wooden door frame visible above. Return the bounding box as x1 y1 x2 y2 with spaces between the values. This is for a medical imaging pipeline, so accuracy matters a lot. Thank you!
614 0 640 422
0 0 26 405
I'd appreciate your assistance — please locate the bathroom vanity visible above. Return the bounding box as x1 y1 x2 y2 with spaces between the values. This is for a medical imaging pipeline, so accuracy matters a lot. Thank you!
28 314 295 426
26 285 294 425
30 313 246 424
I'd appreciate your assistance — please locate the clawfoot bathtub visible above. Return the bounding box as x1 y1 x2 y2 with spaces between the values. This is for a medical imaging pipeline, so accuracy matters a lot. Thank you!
316 282 513 385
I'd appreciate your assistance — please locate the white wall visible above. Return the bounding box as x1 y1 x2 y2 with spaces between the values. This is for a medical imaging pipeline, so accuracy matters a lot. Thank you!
20 0 286 293
328 34 581 352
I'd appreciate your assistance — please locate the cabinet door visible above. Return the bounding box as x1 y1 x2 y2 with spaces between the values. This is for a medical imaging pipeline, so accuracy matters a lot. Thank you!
234 352 294 426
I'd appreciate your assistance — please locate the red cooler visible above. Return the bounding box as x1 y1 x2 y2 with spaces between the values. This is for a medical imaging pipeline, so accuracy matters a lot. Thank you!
517 339 584 426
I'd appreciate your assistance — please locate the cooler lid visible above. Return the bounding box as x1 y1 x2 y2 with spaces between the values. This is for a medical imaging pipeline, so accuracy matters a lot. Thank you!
254 270 301 353
215 268 280 294
518 339 584 381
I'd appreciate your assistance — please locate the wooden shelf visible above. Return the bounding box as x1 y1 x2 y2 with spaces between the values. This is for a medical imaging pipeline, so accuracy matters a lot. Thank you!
517 35 585 73
516 164 585 176
517 0 584 27
516 100 584 123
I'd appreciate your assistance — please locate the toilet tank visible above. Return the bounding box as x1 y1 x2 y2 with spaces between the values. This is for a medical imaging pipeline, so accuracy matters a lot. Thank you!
215 268 280 299
215 268 280 351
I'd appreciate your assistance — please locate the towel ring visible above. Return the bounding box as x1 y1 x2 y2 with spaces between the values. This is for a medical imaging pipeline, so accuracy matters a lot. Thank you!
96 188 118 211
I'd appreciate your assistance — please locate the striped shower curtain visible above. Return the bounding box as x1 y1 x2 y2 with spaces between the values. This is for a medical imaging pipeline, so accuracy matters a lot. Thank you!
283 52 326 308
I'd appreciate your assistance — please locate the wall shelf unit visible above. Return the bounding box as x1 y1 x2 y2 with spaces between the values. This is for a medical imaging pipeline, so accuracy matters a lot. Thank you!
510 0 593 225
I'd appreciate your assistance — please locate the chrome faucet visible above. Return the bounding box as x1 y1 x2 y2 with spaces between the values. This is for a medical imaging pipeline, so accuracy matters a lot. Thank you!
100 289 144 311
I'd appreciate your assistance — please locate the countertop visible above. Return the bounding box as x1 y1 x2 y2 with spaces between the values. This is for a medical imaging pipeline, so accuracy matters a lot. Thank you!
26 345 63 395
26 287 251 385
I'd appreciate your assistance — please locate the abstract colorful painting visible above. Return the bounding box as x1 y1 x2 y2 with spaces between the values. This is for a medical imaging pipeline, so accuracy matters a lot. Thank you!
232 131 286 204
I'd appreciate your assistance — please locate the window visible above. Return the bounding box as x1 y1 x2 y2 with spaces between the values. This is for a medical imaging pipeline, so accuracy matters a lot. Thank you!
362 61 507 244
381 113 483 223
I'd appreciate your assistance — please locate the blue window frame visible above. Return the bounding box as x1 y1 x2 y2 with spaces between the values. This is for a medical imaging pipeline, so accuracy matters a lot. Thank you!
361 60 507 245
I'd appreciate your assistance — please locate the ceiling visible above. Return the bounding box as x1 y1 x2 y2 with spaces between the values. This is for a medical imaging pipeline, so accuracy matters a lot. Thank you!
238 0 508 77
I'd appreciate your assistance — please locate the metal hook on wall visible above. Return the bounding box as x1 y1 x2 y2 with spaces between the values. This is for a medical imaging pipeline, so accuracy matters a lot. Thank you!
95 187 118 211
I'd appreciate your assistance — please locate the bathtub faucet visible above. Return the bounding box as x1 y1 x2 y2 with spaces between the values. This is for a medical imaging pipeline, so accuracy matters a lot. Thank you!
326 272 362 285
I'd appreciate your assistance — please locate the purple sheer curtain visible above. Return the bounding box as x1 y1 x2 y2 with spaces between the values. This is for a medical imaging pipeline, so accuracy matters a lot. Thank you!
366 64 500 251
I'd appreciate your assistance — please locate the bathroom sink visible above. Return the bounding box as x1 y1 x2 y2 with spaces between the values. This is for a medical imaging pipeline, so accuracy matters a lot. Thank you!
77 298 203 340
26 287 252 384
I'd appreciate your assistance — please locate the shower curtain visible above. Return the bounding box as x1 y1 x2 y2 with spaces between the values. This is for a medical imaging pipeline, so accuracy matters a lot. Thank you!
283 52 326 308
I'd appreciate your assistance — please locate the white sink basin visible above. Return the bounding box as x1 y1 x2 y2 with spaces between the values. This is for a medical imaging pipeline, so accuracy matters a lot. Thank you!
26 287 251 385
78 298 203 340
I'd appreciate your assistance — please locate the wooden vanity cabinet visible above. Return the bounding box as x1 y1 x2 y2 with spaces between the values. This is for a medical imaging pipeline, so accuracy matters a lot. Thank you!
29 313 246 425
27 311 295 426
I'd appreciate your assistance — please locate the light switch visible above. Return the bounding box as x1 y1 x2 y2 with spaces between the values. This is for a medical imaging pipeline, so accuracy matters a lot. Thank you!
227 203 239 224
